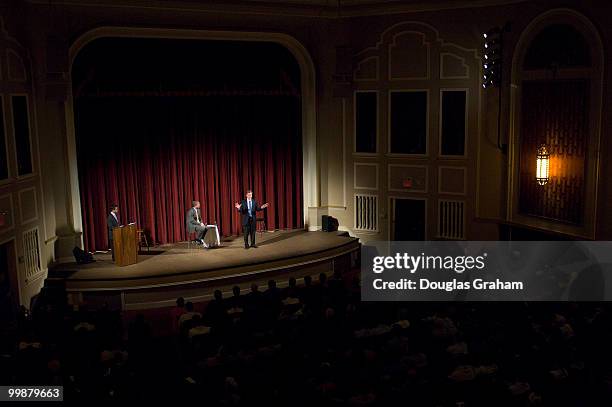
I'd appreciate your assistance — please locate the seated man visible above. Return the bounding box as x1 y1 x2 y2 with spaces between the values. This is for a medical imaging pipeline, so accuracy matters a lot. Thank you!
186 200 209 248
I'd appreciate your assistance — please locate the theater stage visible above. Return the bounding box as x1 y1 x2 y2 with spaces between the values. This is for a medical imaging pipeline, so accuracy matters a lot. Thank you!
49 230 360 310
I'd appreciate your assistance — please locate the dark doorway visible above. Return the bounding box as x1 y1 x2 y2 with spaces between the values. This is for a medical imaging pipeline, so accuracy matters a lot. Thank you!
391 198 425 240
0 240 18 322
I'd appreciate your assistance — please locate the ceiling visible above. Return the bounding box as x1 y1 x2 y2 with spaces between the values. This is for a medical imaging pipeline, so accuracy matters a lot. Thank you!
27 0 530 17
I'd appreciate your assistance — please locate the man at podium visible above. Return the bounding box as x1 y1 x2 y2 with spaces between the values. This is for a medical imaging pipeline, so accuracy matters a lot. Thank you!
107 204 120 260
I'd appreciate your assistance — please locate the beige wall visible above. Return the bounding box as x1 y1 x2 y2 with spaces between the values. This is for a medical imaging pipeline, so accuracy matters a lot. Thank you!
1 0 611 305
0 11 48 308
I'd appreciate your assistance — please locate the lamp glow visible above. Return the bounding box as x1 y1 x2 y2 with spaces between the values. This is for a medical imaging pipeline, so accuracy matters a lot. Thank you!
536 145 550 186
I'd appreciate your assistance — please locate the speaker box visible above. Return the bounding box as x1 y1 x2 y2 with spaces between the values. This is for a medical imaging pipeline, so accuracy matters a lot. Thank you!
73 246 95 265
322 215 330 232
322 215 338 232
328 216 339 232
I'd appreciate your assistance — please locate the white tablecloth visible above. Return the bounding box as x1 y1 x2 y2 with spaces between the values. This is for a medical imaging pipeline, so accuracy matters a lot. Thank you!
204 224 221 247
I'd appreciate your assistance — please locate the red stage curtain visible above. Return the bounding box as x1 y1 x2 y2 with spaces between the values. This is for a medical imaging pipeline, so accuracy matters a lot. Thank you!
75 96 303 251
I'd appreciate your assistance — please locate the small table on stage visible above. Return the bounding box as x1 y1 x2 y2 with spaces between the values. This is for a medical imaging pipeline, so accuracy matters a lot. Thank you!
203 224 221 247
112 224 138 266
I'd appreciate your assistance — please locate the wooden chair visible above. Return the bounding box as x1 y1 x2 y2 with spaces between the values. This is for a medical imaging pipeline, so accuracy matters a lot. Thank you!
256 216 267 237
136 229 150 252
186 230 198 251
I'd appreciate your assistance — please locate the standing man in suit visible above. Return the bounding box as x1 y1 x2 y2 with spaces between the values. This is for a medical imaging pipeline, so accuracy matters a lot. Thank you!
234 190 269 249
107 204 120 260
186 200 209 248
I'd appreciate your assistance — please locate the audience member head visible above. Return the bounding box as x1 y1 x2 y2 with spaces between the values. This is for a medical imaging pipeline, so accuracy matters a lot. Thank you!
288 277 297 288
304 275 312 286
176 297 185 308
214 290 223 301
251 283 259 293
319 272 328 285
6 262 606 405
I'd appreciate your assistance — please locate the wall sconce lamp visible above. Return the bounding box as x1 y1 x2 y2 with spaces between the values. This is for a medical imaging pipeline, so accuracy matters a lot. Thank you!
536 145 550 185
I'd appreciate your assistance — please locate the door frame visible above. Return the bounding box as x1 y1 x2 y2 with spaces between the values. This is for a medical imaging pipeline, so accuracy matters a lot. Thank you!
0 237 19 307
388 196 428 241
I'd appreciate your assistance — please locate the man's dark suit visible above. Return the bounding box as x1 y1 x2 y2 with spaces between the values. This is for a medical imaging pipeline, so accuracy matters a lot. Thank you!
236 199 263 247
186 207 208 241
107 212 119 259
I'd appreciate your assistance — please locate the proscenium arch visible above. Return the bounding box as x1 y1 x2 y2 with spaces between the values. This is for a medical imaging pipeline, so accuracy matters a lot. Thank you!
66 27 318 242
507 8 604 238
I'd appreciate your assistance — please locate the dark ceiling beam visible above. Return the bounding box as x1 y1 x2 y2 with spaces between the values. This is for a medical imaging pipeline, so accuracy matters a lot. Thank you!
25 0 531 19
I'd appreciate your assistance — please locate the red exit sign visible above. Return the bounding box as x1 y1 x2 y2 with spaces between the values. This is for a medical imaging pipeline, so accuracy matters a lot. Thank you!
402 178 413 188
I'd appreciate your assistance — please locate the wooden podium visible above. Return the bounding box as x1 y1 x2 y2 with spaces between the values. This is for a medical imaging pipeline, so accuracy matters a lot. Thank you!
112 224 138 266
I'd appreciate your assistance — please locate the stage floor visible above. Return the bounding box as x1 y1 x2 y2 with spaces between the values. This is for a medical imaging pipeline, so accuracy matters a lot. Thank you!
53 230 360 295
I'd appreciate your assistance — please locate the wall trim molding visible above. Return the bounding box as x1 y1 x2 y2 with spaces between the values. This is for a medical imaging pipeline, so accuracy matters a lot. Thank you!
26 0 531 19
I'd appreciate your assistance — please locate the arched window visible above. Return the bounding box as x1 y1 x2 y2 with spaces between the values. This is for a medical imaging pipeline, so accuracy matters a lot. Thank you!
523 24 590 70
509 10 604 238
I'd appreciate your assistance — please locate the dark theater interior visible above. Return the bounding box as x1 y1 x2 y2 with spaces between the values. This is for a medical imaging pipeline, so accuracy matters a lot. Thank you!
0 0 611 404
